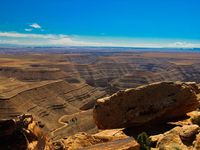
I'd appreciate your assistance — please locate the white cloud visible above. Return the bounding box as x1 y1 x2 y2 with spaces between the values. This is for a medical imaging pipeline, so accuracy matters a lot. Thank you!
0 32 57 38
0 32 108 46
0 31 200 48
48 37 113 46
168 42 199 48
25 28 33 32
30 23 41 29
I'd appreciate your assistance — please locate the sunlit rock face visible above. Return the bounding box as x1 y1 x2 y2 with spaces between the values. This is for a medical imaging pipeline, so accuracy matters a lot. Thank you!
93 81 200 129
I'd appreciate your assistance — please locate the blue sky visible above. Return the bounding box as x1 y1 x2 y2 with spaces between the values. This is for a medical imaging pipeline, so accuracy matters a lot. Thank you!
0 0 200 47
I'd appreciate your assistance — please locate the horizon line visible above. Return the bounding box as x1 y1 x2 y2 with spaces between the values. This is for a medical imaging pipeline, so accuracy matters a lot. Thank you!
0 31 200 48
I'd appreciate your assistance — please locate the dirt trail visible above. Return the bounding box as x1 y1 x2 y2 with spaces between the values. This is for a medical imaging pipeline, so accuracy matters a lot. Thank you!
51 111 86 137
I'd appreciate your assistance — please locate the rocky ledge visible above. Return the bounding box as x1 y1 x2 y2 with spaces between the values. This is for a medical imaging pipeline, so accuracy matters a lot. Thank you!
54 81 200 150
1 81 200 150
93 81 200 129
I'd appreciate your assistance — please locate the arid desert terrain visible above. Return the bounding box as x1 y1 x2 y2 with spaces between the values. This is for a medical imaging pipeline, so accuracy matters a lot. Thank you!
1 47 200 149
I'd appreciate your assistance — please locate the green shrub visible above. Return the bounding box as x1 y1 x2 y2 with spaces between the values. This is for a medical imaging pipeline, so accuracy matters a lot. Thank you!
191 115 200 126
136 132 152 150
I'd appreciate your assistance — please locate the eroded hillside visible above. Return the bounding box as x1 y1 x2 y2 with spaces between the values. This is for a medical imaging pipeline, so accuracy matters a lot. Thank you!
1 48 200 141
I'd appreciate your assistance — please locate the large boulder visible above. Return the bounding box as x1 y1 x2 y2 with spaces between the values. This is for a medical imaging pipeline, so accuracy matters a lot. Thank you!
93 82 200 129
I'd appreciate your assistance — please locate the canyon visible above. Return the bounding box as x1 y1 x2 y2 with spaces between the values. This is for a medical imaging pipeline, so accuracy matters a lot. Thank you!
1 47 200 143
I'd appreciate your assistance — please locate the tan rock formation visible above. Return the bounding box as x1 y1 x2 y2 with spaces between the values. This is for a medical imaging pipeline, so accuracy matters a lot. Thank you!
93 128 128 141
63 132 104 150
61 130 139 150
157 130 188 150
156 125 199 150
81 137 140 150
194 132 200 149
179 125 199 142
93 82 200 129
93 82 199 129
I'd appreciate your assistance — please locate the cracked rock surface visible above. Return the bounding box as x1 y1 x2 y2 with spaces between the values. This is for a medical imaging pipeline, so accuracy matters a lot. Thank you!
93 82 200 129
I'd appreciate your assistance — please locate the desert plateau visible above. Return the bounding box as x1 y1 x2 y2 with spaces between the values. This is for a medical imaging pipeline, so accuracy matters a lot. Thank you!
0 47 200 149
1 0 200 149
